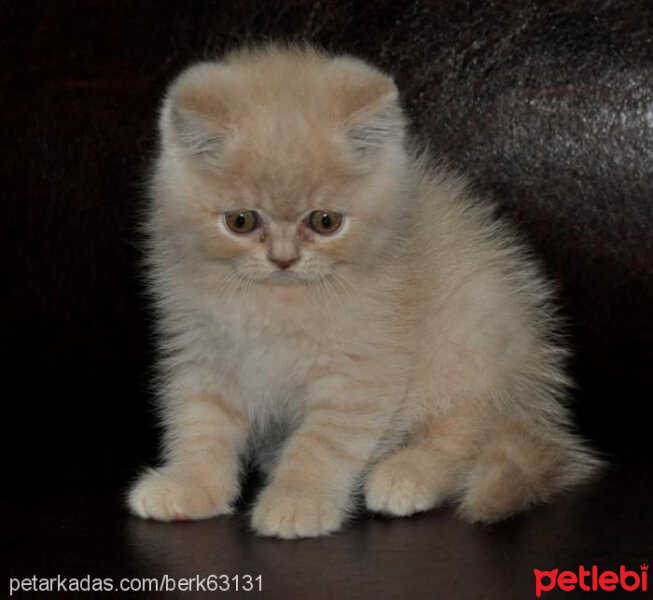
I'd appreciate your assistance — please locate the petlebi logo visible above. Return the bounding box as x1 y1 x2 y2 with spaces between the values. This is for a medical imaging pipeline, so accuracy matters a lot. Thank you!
534 564 648 596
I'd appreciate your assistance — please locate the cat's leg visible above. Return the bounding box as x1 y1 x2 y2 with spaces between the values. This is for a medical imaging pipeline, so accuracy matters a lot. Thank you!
127 384 248 521
365 414 597 521
251 377 392 538
401 256 599 522
365 415 475 516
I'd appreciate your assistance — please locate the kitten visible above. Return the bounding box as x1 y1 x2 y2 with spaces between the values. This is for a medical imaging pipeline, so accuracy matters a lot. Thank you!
127 44 599 538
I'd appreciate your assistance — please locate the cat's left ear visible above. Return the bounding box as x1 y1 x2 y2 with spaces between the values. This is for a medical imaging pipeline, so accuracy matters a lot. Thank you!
330 58 405 158
159 63 233 165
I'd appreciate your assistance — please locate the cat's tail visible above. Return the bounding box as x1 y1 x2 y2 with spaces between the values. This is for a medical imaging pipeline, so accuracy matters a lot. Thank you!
456 420 603 523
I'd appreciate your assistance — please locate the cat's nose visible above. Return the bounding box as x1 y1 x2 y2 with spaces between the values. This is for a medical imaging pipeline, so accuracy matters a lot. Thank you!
269 256 298 270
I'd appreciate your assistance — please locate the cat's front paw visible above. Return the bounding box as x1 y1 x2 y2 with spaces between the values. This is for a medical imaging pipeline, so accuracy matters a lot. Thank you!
127 466 237 521
251 487 343 539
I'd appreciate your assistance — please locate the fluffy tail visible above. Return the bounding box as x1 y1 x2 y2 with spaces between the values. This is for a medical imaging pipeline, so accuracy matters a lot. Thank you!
457 421 602 523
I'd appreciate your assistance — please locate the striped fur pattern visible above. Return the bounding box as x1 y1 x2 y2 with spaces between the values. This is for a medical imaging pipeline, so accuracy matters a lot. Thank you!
127 45 599 538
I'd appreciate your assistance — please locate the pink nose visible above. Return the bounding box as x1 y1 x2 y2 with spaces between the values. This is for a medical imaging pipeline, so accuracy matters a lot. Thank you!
269 257 298 270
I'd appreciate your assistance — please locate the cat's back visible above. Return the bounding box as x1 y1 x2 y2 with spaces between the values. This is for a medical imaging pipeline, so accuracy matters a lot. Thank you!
401 160 560 406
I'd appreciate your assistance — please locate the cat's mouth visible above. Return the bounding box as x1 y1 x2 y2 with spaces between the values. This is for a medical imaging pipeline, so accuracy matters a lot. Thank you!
266 270 304 284
242 269 330 286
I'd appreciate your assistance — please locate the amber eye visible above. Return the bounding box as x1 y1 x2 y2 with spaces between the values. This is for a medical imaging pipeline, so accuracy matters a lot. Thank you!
308 210 343 235
225 210 259 234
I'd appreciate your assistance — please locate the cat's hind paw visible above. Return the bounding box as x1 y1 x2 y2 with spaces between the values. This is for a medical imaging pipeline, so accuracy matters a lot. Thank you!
365 450 449 517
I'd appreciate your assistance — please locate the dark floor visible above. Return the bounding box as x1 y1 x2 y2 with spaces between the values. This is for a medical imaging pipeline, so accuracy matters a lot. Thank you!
3 371 652 599
4 447 651 600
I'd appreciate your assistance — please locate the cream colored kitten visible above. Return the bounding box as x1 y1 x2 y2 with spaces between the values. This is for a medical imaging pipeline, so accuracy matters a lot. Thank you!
127 44 598 538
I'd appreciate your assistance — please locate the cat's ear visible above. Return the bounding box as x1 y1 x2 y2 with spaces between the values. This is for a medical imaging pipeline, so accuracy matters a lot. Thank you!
330 58 405 158
159 63 232 164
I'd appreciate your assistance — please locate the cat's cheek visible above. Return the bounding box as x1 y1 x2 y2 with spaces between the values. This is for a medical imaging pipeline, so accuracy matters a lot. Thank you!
250 487 344 539
199 230 258 262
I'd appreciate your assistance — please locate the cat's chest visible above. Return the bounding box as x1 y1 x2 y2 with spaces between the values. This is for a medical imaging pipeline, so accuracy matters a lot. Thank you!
212 300 342 399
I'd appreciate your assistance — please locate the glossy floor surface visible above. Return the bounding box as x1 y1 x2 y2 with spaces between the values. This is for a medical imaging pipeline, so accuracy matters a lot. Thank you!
5 451 651 599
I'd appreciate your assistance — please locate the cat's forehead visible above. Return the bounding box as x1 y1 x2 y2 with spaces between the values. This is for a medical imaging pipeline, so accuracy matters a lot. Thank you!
217 167 353 221
216 125 356 218
168 46 401 218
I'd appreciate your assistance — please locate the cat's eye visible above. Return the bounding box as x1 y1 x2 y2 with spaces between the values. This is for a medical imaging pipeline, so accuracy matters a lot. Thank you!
308 210 343 235
225 210 259 234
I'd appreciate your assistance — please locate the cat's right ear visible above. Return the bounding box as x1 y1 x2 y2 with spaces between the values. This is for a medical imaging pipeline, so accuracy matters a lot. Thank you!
328 58 406 162
159 63 232 165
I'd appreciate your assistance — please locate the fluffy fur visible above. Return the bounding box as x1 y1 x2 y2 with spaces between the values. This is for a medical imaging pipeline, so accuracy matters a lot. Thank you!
127 44 598 538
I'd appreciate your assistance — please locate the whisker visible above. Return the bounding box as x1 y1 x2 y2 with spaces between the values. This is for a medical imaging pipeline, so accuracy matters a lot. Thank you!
214 270 240 298
323 274 344 310
332 270 357 294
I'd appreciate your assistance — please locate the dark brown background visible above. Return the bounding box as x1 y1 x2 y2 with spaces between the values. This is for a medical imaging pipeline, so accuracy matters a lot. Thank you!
2 1 651 598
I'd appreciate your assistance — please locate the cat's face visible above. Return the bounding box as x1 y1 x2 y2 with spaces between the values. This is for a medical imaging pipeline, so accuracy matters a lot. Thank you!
154 46 408 289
